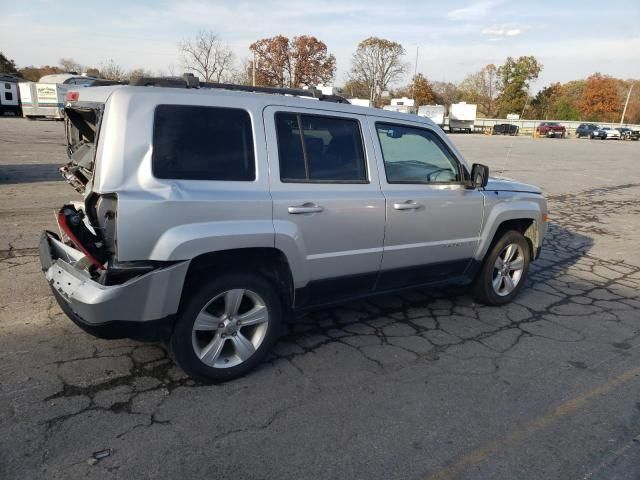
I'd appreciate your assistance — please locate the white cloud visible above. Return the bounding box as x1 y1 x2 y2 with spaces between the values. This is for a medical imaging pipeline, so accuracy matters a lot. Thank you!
447 1 503 20
482 25 523 37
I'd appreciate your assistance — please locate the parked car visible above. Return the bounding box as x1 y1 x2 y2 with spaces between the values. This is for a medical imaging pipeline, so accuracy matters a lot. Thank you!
536 122 566 138
492 123 519 136
575 123 599 138
615 127 640 141
591 127 621 140
39 77 548 382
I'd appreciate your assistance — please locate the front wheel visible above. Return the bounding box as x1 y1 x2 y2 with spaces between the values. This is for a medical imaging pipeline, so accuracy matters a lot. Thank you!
471 230 531 306
170 272 282 382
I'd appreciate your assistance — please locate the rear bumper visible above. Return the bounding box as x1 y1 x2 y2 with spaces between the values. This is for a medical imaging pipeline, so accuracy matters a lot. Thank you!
39 231 189 340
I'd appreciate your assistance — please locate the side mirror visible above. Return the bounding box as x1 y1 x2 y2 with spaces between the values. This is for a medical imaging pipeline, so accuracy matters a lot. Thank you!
469 163 489 189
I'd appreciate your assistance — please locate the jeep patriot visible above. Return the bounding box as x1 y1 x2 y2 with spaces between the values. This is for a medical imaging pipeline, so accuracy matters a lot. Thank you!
39 78 548 381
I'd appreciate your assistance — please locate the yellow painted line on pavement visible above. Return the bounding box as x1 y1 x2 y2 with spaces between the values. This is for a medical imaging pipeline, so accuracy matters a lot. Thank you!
425 366 640 480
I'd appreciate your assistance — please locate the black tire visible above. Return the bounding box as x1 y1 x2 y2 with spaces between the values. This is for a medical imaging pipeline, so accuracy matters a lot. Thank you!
471 230 531 306
170 272 282 383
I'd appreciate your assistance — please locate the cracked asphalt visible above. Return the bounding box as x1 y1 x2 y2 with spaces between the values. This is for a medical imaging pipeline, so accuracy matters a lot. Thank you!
1 118 639 479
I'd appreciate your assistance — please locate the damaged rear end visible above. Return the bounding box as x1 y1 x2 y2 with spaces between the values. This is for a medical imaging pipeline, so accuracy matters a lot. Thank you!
39 91 188 340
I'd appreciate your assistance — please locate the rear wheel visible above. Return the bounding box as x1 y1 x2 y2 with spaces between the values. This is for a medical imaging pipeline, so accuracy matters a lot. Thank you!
471 230 530 306
170 272 282 382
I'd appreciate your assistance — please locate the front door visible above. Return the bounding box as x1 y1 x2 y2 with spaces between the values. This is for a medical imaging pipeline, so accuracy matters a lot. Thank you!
264 106 386 306
368 119 485 290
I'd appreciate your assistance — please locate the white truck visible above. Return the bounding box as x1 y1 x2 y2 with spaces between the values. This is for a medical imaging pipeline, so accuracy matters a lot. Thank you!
19 74 95 119
418 105 445 128
0 75 21 115
449 102 477 133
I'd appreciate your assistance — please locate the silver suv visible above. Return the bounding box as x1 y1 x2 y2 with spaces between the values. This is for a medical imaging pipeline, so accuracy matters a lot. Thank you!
39 78 548 382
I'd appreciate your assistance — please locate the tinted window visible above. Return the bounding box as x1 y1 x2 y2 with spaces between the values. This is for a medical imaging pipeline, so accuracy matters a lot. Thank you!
5 92 12 101
74 78 94 87
153 105 255 181
376 123 460 184
275 112 367 183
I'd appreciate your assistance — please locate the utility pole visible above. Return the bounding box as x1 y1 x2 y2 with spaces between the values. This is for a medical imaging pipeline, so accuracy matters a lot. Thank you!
620 83 634 125
252 52 256 87
412 46 419 104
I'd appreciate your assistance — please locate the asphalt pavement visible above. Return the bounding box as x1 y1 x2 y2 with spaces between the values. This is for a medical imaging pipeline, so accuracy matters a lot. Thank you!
1 118 639 479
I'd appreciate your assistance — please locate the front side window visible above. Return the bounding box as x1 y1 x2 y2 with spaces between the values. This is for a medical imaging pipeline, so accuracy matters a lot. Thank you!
376 123 460 184
275 112 367 183
153 105 255 181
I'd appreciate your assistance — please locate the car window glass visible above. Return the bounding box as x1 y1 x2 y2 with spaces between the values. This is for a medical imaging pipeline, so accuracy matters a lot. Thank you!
275 112 367 183
375 123 459 184
153 105 255 181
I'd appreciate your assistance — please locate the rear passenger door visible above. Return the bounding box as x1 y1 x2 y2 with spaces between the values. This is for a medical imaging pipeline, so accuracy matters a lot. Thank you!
263 106 385 307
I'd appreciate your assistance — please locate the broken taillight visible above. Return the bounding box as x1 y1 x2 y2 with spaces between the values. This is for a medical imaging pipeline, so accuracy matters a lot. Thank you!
57 206 105 269
65 91 80 102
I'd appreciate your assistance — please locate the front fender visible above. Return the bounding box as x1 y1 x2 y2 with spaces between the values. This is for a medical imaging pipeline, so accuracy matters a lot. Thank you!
148 220 275 261
475 195 546 261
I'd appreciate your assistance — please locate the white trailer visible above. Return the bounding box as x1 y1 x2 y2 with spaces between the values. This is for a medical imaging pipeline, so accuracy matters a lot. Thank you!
449 102 477 133
418 104 445 127
0 76 20 115
19 74 95 119
383 97 417 114
348 98 372 108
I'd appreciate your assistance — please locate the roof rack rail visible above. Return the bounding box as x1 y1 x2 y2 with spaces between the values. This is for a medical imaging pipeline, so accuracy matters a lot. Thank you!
131 74 350 104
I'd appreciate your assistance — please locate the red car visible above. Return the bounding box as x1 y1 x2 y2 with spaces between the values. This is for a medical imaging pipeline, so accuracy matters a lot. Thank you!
536 122 566 138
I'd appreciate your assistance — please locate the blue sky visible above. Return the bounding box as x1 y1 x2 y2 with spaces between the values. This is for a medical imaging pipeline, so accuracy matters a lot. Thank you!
1 0 639 89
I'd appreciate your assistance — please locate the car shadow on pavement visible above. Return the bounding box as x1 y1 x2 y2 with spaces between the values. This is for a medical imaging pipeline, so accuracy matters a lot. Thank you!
0 163 62 184
268 221 599 370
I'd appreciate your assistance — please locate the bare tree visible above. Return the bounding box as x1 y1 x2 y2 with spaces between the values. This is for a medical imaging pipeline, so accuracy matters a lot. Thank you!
59 58 83 74
179 31 234 82
458 64 499 116
127 68 154 82
99 59 126 81
348 37 408 105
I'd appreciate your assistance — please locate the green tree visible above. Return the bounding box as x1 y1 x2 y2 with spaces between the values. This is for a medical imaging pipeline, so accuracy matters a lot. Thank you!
0 51 18 74
530 82 562 119
496 56 542 117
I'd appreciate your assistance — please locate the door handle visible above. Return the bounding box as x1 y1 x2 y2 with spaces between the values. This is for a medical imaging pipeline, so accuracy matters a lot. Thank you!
288 204 324 214
393 201 422 210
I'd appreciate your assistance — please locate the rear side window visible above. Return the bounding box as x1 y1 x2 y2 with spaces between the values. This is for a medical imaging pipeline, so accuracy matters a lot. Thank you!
153 105 255 181
275 112 367 183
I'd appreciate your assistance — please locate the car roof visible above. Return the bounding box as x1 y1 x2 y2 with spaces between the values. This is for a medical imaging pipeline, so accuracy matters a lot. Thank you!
70 85 438 126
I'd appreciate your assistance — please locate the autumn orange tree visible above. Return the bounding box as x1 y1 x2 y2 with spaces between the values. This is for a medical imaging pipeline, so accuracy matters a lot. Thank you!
395 74 435 107
577 73 621 122
249 35 336 88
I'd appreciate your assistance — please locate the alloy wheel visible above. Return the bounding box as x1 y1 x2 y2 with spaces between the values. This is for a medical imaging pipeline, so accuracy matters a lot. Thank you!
491 243 525 296
191 289 269 368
